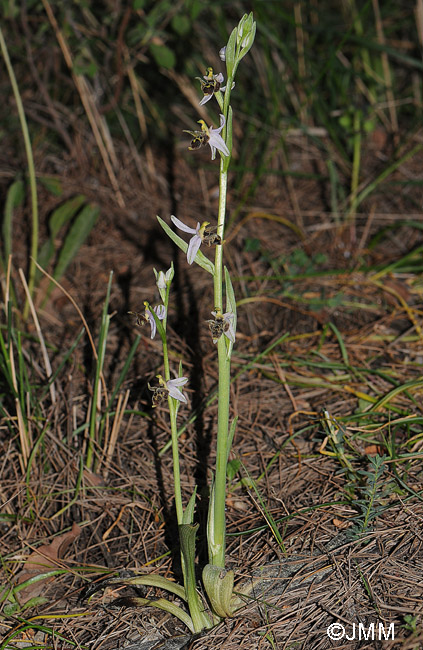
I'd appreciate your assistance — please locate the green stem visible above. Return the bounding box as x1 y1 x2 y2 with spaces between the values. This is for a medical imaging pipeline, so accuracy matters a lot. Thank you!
213 167 227 309
0 27 38 319
161 305 183 526
210 118 232 568
212 339 231 567
169 395 183 525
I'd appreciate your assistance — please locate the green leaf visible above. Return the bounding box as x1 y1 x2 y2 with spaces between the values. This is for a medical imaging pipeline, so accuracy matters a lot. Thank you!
180 523 211 630
2 179 24 263
238 20 256 62
224 266 237 359
225 27 237 79
202 564 234 618
182 489 197 525
227 458 241 481
150 43 176 69
133 0 146 8
227 416 238 463
223 105 233 172
38 176 63 196
50 195 87 239
189 0 203 20
172 14 191 36
52 203 100 282
37 195 90 280
157 216 215 275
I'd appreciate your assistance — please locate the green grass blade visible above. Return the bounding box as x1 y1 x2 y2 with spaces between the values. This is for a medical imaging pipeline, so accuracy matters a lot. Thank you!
86 273 113 470
2 179 24 265
37 194 87 273
52 202 100 283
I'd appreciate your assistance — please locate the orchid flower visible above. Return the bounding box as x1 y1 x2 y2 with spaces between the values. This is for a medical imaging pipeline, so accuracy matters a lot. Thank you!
149 374 188 407
184 114 229 160
156 266 174 302
197 68 226 105
157 268 172 290
145 302 166 339
209 309 235 344
166 377 188 403
204 114 230 159
171 216 212 265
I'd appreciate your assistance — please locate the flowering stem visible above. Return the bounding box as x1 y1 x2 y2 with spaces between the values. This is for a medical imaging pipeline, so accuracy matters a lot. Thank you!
162 309 183 526
210 153 231 569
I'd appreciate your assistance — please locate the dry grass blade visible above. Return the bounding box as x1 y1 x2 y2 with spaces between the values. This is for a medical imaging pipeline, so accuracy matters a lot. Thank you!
101 389 130 478
19 268 56 404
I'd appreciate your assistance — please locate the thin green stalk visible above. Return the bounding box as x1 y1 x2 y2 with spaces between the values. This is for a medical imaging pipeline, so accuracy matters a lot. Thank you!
86 274 113 470
213 168 227 308
168 395 183 526
0 27 38 318
161 301 183 526
212 340 231 567
210 102 232 569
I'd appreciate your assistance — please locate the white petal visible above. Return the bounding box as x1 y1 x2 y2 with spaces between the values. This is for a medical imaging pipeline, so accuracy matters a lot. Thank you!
216 114 226 133
148 313 157 339
208 133 229 158
157 271 166 289
168 377 188 387
171 215 197 234
224 322 236 343
199 93 213 106
187 234 202 264
215 73 224 83
168 386 187 403
154 305 166 320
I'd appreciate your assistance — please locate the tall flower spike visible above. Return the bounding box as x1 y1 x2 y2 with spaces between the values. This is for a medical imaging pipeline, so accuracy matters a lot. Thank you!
171 216 212 265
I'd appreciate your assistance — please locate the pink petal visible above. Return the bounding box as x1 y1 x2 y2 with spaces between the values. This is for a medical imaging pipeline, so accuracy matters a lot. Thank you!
171 215 197 234
187 234 202 264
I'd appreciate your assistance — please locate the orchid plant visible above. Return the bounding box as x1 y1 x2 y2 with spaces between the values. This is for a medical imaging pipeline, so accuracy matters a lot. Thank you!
100 14 256 635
